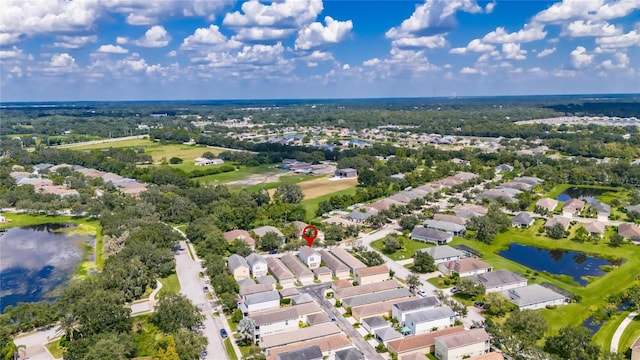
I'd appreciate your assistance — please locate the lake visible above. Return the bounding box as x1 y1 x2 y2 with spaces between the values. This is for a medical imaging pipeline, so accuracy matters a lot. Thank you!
499 243 621 286
556 187 608 203
0 223 94 312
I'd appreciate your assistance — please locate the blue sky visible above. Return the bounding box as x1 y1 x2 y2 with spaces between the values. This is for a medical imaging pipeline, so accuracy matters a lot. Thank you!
1 0 639 101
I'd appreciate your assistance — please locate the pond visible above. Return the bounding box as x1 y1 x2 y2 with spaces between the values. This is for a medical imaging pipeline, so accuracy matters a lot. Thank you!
0 223 94 312
556 187 609 203
499 243 622 286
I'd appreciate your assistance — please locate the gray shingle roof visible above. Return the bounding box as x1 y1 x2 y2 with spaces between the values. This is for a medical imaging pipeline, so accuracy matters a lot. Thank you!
410 226 451 242
335 348 365 360
418 246 464 260
374 327 402 341
343 288 412 307
256 275 276 284
512 212 533 225
405 306 455 324
280 254 314 278
500 284 565 308
424 219 466 233
244 290 280 305
347 211 372 221
319 250 349 273
245 253 267 267
228 254 249 270
276 345 322 360
362 316 388 329
392 296 440 312
468 270 526 290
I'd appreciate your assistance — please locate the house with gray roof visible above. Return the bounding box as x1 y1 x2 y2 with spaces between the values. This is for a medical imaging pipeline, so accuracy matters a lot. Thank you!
392 296 440 323
343 288 412 308
228 254 250 281
477 188 521 203
468 270 527 293
252 226 285 241
266 257 295 285
256 275 276 285
512 212 534 228
536 198 558 212
410 226 453 245
512 176 543 186
276 345 322 360
452 204 488 219
362 316 388 334
417 245 464 265
433 214 467 225
346 210 372 223
434 328 491 360
251 307 299 340
424 219 466 236
245 253 268 278
239 290 280 315
500 284 566 310
405 306 456 335
239 283 273 297
591 201 611 221
624 204 640 213
545 216 571 232
583 221 605 238
319 250 350 278
375 327 402 344
495 164 514 173
335 348 365 360
298 246 321 269
280 254 314 284
330 247 367 273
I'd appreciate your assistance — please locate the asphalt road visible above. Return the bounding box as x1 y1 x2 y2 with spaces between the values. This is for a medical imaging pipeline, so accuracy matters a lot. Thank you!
13 327 58 360
300 283 384 360
175 240 229 360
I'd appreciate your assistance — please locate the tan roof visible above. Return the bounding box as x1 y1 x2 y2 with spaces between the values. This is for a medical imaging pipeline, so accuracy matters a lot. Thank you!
260 323 340 348
319 250 350 273
280 254 313 278
631 336 640 350
368 198 403 211
545 216 571 231
279 288 300 298
468 353 504 360
223 229 256 246
251 307 298 326
619 223 640 238
583 221 605 234
313 266 332 276
563 198 586 211
266 257 295 281
536 198 558 211
436 328 490 349
266 334 352 360
321 216 354 227
329 247 366 271
401 354 429 360
332 279 353 289
287 221 308 234
440 258 492 274
306 312 330 326
356 264 389 277
335 279 401 299
387 326 465 354
239 283 273 297
433 214 468 225
351 297 413 319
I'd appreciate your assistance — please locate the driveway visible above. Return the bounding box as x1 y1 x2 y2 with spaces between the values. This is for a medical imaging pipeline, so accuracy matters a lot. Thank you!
14 327 58 360
175 240 229 360
300 283 383 360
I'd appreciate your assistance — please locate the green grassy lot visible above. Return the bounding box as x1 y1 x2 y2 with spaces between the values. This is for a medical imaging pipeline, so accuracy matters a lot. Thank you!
371 236 433 261
132 314 161 357
591 311 630 351
158 273 180 298
300 187 358 221
224 338 238 360
192 164 276 184
46 338 65 358
449 219 640 346
619 315 640 354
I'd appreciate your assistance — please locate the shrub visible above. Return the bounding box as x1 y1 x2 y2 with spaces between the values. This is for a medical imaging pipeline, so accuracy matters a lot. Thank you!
335 300 342 307
375 344 388 353
169 157 183 164
546 304 557 309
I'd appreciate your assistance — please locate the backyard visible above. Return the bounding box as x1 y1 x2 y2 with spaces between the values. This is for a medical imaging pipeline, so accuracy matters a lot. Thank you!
371 236 433 261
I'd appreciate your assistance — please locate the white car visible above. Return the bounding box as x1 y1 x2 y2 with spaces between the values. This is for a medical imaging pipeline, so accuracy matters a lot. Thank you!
417 289 427 297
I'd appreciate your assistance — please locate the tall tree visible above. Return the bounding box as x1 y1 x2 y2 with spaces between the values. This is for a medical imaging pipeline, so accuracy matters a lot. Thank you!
413 251 436 273
406 274 423 293
488 310 547 359
273 183 304 204
152 294 204 334
544 326 601 360
237 318 256 346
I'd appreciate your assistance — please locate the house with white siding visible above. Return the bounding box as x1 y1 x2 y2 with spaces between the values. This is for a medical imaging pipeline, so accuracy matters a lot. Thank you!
434 328 491 360
405 306 456 335
245 253 268 278
499 284 566 310
298 246 321 269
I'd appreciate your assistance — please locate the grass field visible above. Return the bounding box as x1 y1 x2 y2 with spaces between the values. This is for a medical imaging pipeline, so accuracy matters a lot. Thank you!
268 176 357 198
301 187 358 220
194 164 276 184
158 273 180 298
619 315 640 354
46 338 65 358
224 338 238 360
371 236 433 261
448 219 640 346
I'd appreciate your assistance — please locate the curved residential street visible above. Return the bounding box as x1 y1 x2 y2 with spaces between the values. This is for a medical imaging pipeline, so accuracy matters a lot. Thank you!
610 311 638 353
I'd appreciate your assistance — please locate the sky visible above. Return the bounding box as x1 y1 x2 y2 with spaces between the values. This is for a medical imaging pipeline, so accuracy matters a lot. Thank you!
0 0 639 102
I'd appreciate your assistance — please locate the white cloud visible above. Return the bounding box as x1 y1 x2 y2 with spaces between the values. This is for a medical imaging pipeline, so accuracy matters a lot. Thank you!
460 66 480 74
181 25 240 50
533 0 640 23
601 52 630 69
563 20 623 37
101 0 234 25
50 53 75 67
53 35 98 49
295 16 353 50
0 0 98 38
485 2 496 14
537 47 556 57
134 26 171 48
596 30 640 48
569 46 594 68
385 0 482 39
97 44 129 54
391 35 447 49
363 58 381 67
449 38 495 54
482 23 547 43
502 43 527 60
342 64 350 70
360 48 439 80
0 33 22 46
0 46 23 59
116 37 128 45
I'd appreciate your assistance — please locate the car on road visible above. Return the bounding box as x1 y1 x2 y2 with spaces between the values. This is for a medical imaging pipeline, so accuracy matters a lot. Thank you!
200 350 208 359
329 314 337 322
203 286 209 293
417 289 426 297
269 249 279 254
474 301 485 308
220 329 228 338
450 286 457 293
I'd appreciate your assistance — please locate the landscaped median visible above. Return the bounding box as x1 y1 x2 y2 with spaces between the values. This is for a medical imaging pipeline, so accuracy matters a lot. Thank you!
223 338 238 360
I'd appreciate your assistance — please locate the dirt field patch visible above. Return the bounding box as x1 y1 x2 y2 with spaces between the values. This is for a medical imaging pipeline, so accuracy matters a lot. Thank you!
269 176 358 200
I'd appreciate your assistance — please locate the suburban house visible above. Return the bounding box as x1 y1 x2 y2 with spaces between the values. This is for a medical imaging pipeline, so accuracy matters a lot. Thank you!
298 246 321 269
253 226 286 242
434 328 491 360
535 198 558 213
439 258 493 278
386 327 465 359
280 254 315 285
452 204 488 219
245 253 268 278
495 164 514 172
477 188 520 203
194 157 224 166
512 176 543 186
625 205 640 213
239 282 273 297
365 198 403 214
256 275 277 285
424 220 466 237
334 279 401 301
239 290 280 315
545 216 571 232
351 298 414 322
346 210 372 223
330 247 367 274
250 304 298 340
417 246 464 265
286 221 312 240
511 212 534 228
562 198 586 217
433 214 468 226
468 270 528 293
405 306 456 334
224 229 256 249
631 336 640 360
499 284 566 310
619 223 640 242
319 250 351 278
410 226 453 245
335 348 365 360
500 181 533 191
266 257 296 285
228 254 250 281
374 327 402 344
276 345 322 360
362 316 388 334
392 296 440 324
259 323 341 349
355 264 390 285
590 201 611 221
342 288 412 308
335 168 358 178
583 222 606 238
313 267 332 282
265 334 352 360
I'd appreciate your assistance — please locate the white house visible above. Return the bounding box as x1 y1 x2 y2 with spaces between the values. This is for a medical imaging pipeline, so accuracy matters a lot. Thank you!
245 253 268 278
194 157 224 166
405 306 456 335
251 307 299 341
468 270 527 294
298 246 321 269
239 290 280 315
417 246 464 265
434 328 491 360
499 284 567 310
391 296 440 324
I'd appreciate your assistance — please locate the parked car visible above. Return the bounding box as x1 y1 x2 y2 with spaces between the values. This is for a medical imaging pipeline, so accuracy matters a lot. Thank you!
474 301 485 308
417 289 427 297
269 249 279 254
329 314 337 322
450 287 457 293
203 286 209 293
220 329 228 338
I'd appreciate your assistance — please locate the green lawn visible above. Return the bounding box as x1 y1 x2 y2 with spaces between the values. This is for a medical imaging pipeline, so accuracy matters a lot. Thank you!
591 311 630 351
46 338 65 358
158 273 180 297
132 314 161 357
448 220 640 345
619 315 640 355
371 236 433 261
300 187 358 221
224 338 238 360
192 164 277 184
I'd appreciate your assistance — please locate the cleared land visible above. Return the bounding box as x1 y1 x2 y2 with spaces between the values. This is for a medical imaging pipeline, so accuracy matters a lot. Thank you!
272 176 358 200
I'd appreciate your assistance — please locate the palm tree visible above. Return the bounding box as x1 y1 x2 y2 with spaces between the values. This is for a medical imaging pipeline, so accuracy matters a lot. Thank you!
56 313 80 342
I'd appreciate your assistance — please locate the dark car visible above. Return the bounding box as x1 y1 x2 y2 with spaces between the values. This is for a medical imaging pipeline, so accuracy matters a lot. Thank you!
269 249 279 254
329 314 337 322
474 301 485 308
203 286 209 293
220 329 228 338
